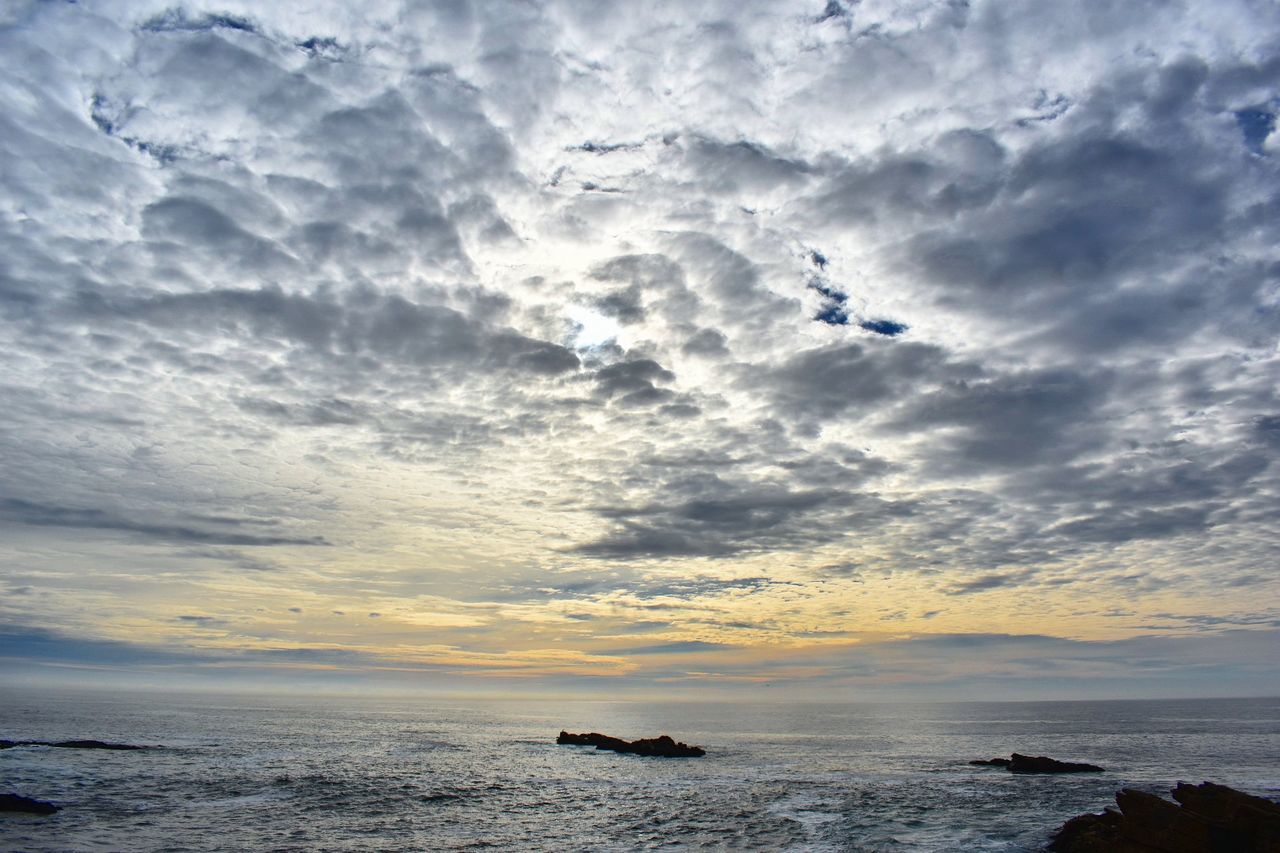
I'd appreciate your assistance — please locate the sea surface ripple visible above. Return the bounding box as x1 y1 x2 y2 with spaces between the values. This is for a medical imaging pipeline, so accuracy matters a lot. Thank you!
2 691 1278 851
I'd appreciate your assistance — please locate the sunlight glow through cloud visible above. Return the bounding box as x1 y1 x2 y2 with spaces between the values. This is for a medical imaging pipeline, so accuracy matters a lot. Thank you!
566 305 622 349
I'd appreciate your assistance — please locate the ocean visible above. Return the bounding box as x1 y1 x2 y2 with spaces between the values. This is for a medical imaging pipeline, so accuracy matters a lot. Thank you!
2 689 1278 851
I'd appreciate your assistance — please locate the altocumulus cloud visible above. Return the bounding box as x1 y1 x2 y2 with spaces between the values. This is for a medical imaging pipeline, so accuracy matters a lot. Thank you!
0 0 1278 694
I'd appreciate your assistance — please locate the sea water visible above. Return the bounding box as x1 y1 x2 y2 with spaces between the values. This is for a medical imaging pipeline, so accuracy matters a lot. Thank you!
1 689 1278 851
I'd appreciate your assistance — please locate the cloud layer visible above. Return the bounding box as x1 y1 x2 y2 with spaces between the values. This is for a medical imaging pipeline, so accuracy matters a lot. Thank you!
1 0 1278 695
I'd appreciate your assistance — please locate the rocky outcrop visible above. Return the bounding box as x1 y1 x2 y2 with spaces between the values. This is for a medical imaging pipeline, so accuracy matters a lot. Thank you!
557 731 705 757
1049 782 1280 852
1009 753 1103 773
0 793 61 815
969 753 1102 773
0 739 147 750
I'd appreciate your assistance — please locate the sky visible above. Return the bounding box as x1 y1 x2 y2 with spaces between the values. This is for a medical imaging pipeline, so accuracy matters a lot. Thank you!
1 0 1279 701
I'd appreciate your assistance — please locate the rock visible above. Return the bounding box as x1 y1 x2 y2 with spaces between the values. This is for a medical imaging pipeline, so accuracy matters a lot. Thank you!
0 739 147 750
556 731 705 758
1049 782 1280 852
1009 753 1104 773
968 753 1102 772
557 732 606 746
1050 808 1129 852
48 740 145 750
0 793 61 815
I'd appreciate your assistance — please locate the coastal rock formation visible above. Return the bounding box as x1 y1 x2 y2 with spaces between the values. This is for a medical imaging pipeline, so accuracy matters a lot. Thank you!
0 793 61 815
1009 753 1104 773
557 731 705 758
969 753 1102 773
1049 782 1280 852
0 739 146 750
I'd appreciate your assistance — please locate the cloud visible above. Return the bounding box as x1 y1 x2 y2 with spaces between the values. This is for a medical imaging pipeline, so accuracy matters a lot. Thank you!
944 571 1036 596
574 480 907 559
888 367 1112 471
766 340 963 423
1 0 1278 696
614 640 732 655
0 498 327 547
176 615 223 626
69 285 580 379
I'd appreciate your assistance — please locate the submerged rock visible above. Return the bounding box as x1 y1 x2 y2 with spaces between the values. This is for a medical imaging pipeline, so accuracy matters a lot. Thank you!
969 753 1102 773
0 793 61 815
0 739 147 750
557 731 705 757
1049 781 1280 852
49 740 145 750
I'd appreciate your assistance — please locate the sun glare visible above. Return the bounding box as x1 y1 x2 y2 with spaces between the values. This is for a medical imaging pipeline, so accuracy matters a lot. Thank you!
566 305 621 349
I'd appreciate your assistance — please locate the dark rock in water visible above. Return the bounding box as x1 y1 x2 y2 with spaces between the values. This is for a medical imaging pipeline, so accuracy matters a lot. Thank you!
1009 753 1104 773
557 731 705 758
0 739 147 751
557 731 630 750
968 753 1102 772
49 740 145 751
1049 781 1280 852
0 793 61 815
